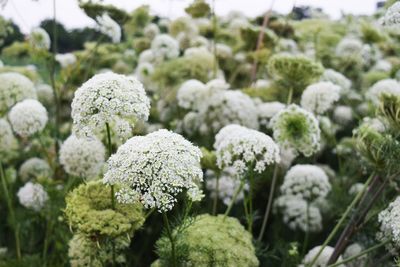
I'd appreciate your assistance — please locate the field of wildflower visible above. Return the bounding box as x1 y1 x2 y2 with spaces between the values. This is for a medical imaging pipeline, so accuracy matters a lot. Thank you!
1 0 400 266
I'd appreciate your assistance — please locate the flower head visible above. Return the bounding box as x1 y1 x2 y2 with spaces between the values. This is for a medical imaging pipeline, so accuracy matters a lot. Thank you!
177 79 207 109
300 81 341 114
103 129 203 212
17 182 48 211
377 196 400 253
367 79 400 106
0 118 18 162
19 157 52 182
29 28 50 50
71 72 150 137
270 104 321 157
0 72 36 114
59 135 105 179
383 2 400 29
299 246 345 267
214 124 280 174
320 69 351 91
96 13 121 43
8 99 48 137
280 164 331 201
150 34 179 61
55 53 77 68
257 101 285 127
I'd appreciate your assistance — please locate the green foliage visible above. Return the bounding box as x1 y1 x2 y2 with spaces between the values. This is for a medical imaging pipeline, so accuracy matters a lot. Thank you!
1 41 30 59
362 71 391 89
79 1 130 25
124 5 152 37
361 21 387 44
155 214 259 267
240 26 278 51
379 93 400 132
185 0 211 18
268 53 324 93
65 181 145 238
200 147 217 171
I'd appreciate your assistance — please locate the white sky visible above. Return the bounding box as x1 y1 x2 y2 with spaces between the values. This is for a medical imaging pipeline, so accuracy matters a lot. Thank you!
1 0 381 33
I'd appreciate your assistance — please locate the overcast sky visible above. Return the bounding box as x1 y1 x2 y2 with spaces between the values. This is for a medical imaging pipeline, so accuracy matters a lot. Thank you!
1 0 381 33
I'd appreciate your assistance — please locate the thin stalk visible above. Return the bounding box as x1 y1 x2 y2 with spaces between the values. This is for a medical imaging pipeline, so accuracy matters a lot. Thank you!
257 164 279 242
307 173 374 267
287 87 293 105
301 203 310 257
247 167 255 232
42 214 52 266
211 0 218 78
224 180 245 218
105 123 115 266
327 240 390 267
212 171 220 215
162 213 177 267
0 162 21 260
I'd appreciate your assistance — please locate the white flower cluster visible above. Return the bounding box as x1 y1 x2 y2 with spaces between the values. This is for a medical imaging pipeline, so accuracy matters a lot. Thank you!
205 167 248 206
103 129 203 212
29 28 50 50
301 82 341 114
333 106 353 125
214 124 280 174
257 101 285 127
270 104 321 157
178 80 259 136
35 84 54 107
274 195 322 233
135 62 154 88
280 164 331 201
377 196 400 253
71 72 150 137
299 246 345 267
335 38 363 58
144 23 160 40
343 243 366 267
59 135 105 179
17 182 48 211
0 72 37 114
55 53 77 68
215 43 233 59
150 34 179 61
96 13 121 43
320 69 351 92
8 99 48 137
0 118 18 161
19 157 52 182
367 79 400 106
383 2 400 29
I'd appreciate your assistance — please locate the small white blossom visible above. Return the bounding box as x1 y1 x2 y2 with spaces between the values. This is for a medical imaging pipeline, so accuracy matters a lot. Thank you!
280 164 331 201
8 99 48 137
17 182 48 211
0 72 37 114
0 118 18 161
96 13 121 43
367 79 400 106
55 53 77 68
214 124 280 174
59 135 105 179
71 72 150 137
177 79 207 109
383 2 400 29
377 196 400 253
144 23 160 40
103 129 203 212
333 106 353 125
257 101 285 127
320 69 351 92
35 84 54 107
29 28 50 50
299 246 345 267
301 82 341 114
343 243 366 267
150 34 179 61
19 157 52 182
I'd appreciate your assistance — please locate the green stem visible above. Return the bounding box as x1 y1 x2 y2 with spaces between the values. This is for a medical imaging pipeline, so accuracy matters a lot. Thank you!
307 173 375 267
224 180 245 218
257 164 279 241
247 167 255 232
327 240 390 267
212 0 218 78
162 213 177 267
287 87 293 105
0 162 21 260
212 171 220 215
42 214 52 266
301 203 310 257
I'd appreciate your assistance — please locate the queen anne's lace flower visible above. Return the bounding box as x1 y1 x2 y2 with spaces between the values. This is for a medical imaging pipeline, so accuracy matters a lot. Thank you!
8 99 48 137
19 157 52 182
320 69 351 92
17 182 48 211
0 72 37 114
377 196 400 253
29 28 50 50
60 135 105 179
280 164 331 201
383 2 400 29
343 243 366 267
96 13 121 43
299 246 345 267
55 53 77 68
214 124 280 174
274 195 322 232
367 79 400 106
103 129 203 212
333 106 353 125
144 23 160 40
257 101 285 127
71 72 150 137
335 38 363 58
301 82 341 114
206 167 248 206
177 79 207 109
0 118 18 161
270 104 321 157
36 84 54 107
150 34 179 61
